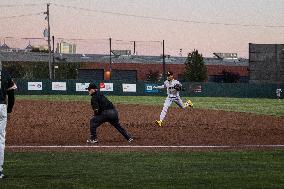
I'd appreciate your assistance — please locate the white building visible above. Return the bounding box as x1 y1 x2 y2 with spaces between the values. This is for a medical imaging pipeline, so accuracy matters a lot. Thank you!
56 41 76 54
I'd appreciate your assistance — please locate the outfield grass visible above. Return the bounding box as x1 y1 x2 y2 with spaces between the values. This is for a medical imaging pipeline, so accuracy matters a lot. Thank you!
1 151 284 189
16 95 284 116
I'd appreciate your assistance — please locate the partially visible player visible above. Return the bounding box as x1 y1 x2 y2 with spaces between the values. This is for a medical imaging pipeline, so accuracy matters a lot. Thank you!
0 68 16 179
276 88 282 100
153 71 193 127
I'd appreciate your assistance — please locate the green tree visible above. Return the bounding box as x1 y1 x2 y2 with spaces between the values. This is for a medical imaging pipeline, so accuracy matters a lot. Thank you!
3 61 79 79
3 62 49 79
184 49 207 81
146 70 161 82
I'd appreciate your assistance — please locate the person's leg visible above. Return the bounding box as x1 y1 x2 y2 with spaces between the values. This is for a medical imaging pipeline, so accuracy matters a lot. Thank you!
159 97 172 121
175 96 193 108
0 130 6 174
88 115 105 142
0 104 8 176
107 109 132 141
155 97 172 126
174 97 185 109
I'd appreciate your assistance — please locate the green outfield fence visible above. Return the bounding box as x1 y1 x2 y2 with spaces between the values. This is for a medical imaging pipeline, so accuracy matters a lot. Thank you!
13 79 284 98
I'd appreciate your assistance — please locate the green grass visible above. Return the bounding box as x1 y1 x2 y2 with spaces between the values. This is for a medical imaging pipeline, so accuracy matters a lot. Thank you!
16 95 284 116
1 151 284 189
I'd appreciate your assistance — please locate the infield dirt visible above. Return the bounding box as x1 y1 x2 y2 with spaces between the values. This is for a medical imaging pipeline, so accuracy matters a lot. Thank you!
6 100 284 151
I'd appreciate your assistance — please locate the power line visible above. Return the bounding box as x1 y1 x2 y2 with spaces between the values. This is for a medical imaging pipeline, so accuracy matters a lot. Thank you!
21 37 45 40
1 36 163 46
0 12 44 20
53 3 284 29
0 36 45 40
0 3 44 8
57 37 109 41
56 37 162 44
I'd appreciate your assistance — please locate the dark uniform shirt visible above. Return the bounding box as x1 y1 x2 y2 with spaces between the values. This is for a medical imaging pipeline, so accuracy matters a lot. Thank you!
91 91 114 115
0 69 15 113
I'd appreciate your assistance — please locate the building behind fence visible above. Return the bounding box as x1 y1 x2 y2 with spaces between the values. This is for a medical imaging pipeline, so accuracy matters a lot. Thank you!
0 51 249 82
1 43 284 98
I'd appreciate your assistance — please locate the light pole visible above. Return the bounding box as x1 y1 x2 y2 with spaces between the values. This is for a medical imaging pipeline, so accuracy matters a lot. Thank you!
109 37 112 80
162 40 166 80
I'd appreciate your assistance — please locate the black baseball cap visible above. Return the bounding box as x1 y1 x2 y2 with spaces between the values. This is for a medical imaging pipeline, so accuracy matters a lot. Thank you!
166 71 173 76
86 83 98 90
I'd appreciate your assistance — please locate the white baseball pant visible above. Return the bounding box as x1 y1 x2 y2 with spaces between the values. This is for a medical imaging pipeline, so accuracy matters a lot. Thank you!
0 104 7 172
159 96 185 121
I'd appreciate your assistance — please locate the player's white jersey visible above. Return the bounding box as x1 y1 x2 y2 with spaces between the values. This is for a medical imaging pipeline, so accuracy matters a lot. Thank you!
157 79 181 98
276 88 282 97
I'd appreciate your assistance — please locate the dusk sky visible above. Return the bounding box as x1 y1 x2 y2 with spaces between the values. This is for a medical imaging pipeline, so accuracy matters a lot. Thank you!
0 0 283 58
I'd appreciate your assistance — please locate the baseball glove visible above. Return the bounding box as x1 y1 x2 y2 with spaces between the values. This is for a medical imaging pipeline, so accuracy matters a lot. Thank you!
173 84 182 91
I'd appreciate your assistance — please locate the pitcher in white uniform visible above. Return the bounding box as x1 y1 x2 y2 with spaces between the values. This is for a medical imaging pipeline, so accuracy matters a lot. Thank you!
153 71 193 127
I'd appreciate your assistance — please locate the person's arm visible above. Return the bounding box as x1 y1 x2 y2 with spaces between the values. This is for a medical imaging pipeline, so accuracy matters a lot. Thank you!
6 80 17 113
7 82 17 91
154 85 165 89
153 81 166 89
7 90 15 113
91 94 100 115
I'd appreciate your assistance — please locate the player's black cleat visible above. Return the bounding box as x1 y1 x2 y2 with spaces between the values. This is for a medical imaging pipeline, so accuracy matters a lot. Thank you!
87 138 98 144
0 172 6 179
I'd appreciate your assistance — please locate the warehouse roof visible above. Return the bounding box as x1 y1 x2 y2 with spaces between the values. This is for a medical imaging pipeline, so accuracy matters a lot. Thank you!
0 51 248 66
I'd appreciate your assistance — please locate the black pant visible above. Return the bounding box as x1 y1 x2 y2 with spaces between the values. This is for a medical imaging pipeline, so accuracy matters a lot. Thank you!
90 109 131 140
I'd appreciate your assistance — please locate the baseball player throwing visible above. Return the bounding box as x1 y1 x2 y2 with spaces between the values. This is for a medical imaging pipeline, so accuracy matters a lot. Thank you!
153 71 193 127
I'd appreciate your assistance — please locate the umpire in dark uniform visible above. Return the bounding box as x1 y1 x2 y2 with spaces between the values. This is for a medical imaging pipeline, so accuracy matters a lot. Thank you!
86 83 133 144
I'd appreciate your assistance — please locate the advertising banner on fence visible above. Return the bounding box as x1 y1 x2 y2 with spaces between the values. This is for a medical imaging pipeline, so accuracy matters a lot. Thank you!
52 82 67 91
28 82 42 90
194 85 202 93
100 82 113 92
145 84 158 93
76 83 90 92
122 84 136 92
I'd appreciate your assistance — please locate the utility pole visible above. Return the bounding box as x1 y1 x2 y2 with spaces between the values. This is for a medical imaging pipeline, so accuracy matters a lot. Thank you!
45 3 52 79
0 61 2 87
52 36 55 79
133 41 136 55
109 37 112 72
162 40 166 80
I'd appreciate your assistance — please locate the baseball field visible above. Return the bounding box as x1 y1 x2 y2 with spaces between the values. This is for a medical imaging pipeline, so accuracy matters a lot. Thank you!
1 95 284 188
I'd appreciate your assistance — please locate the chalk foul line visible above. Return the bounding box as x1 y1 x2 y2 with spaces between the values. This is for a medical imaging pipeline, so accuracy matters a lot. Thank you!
6 145 284 148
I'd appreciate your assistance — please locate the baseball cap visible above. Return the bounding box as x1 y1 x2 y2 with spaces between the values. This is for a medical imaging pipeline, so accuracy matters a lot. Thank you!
86 83 98 90
166 71 173 76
